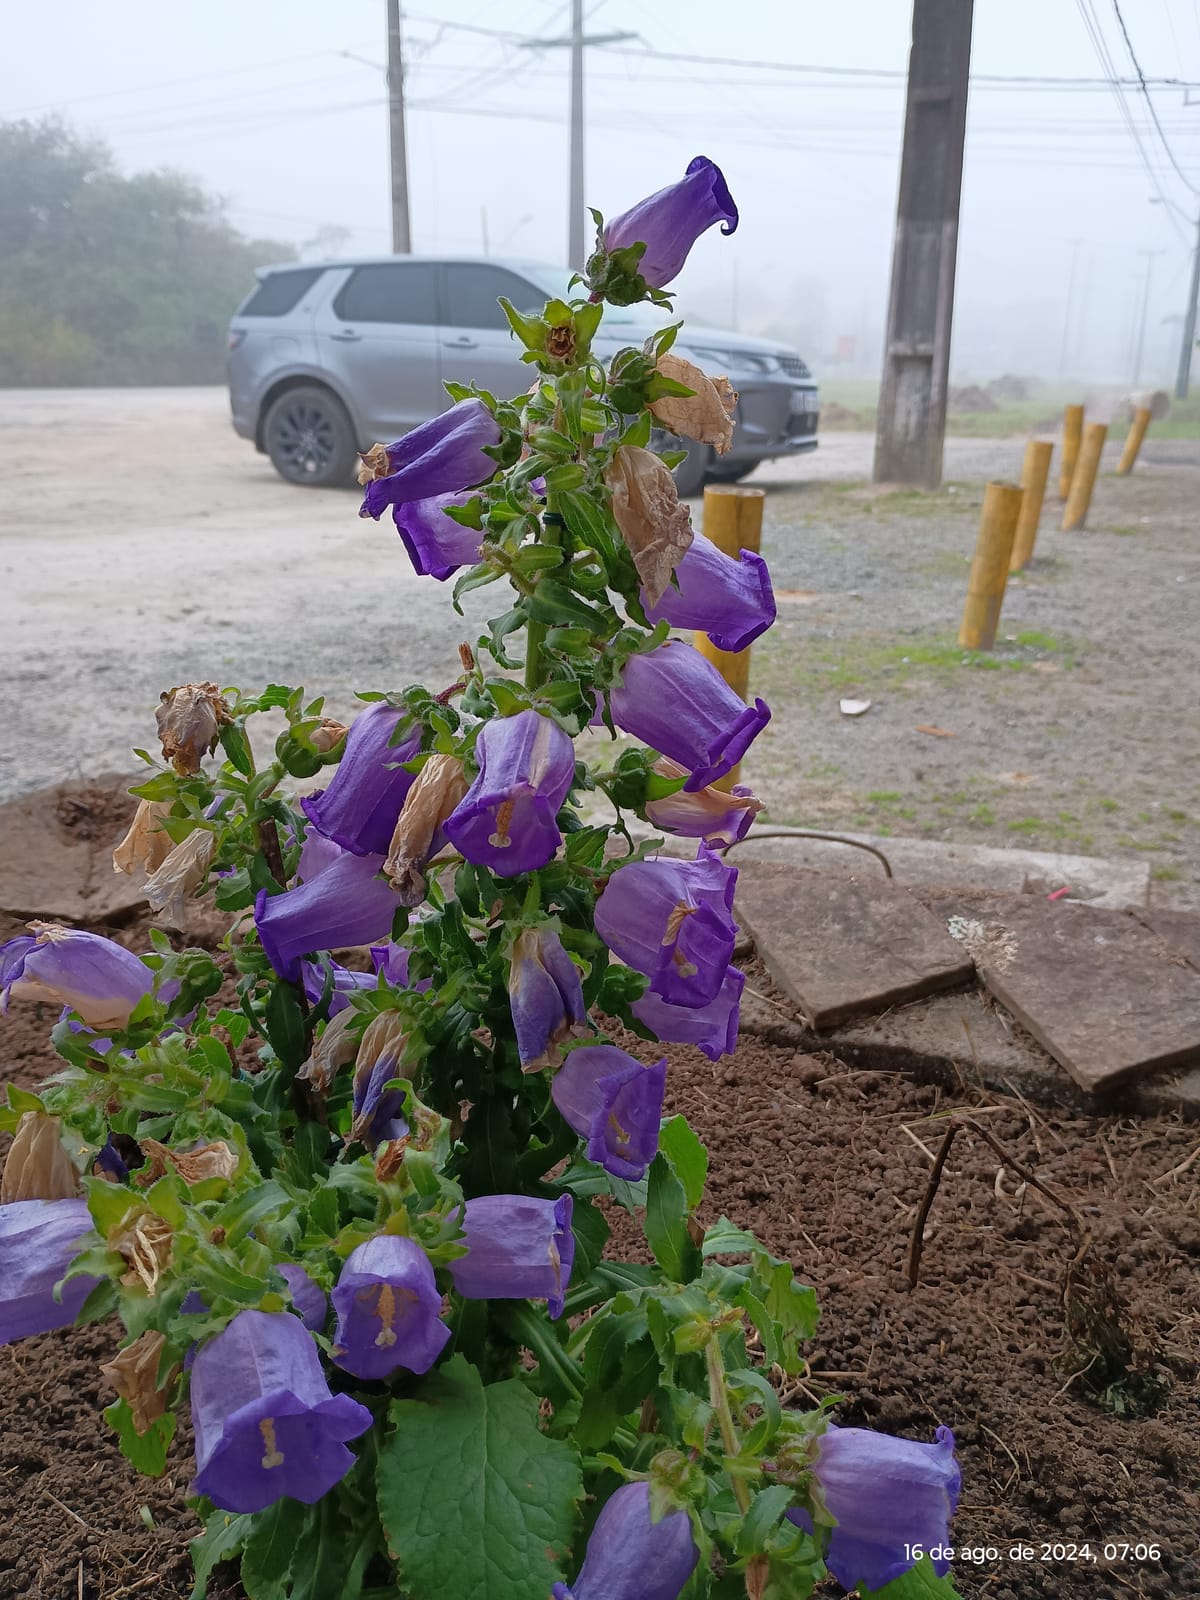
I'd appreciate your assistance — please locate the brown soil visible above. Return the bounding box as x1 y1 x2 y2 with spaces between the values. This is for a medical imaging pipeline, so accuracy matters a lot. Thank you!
1 927 1197 1600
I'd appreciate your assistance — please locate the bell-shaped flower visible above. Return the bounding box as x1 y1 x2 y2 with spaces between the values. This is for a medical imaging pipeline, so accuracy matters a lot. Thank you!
594 846 737 1007
190 1308 372 1513
358 398 501 520
278 1263 328 1332
393 492 482 581
508 926 588 1072
330 1234 450 1380
552 1481 699 1600
383 753 469 905
295 824 343 884
371 941 423 989
641 530 776 653
788 1425 961 1593
142 827 216 927
301 956 378 1015
154 682 230 776
443 710 575 876
301 701 422 857
100 1329 176 1435
604 445 693 607
0 1197 100 1344
1 923 153 1032
607 641 770 792
648 352 738 454
254 849 405 983
350 1011 410 1149
112 798 175 875
644 758 763 847
602 155 738 290
449 1194 575 1318
1 1112 79 1203
632 964 744 1063
550 1045 666 1181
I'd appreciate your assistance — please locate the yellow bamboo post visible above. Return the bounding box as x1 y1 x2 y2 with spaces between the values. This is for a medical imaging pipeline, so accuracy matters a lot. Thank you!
1010 438 1054 571
958 481 1024 650
1116 406 1152 475
1060 422 1108 531
1058 403 1084 500
694 485 765 788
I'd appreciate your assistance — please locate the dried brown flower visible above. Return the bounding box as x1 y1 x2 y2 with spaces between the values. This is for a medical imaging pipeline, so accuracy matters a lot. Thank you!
109 1210 174 1294
155 683 230 776
383 753 468 904
649 352 738 455
142 828 215 927
100 1331 177 1434
0 1112 80 1204
356 442 391 485
297 1009 359 1095
603 445 694 607
545 323 575 361
112 799 175 876
310 718 350 754
136 1138 239 1188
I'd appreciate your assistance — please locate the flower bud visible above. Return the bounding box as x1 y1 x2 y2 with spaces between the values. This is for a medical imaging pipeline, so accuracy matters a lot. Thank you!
0 1112 79 1204
649 353 737 455
155 682 230 776
100 1330 176 1434
142 828 215 927
383 753 468 904
112 799 175 876
603 446 693 608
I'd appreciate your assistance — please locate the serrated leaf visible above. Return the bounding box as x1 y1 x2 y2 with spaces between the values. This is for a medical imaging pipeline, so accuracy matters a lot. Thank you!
189 1510 254 1600
239 1498 307 1599
735 1483 798 1556
103 1397 176 1476
658 1115 707 1212
378 1356 582 1600
644 1153 701 1284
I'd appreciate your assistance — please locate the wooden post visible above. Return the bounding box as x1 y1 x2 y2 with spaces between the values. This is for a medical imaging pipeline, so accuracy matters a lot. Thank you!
1058 404 1084 500
958 481 1023 650
694 485 765 787
1060 422 1108 531
1116 407 1152 475
1010 439 1054 571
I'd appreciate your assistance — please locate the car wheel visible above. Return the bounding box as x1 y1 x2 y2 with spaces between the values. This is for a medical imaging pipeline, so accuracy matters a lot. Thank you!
671 436 710 499
263 385 358 487
706 460 757 485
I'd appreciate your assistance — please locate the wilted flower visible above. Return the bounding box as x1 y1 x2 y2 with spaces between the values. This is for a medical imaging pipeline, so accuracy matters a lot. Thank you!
383 752 469 904
550 1045 666 1181
0 1197 100 1343
278 1263 328 1332
112 798 175 875
633 964 744 1063
648 352 738 454
310 718 349 754
602 155 738 290
449 1194 575 1318
444 710 575 876
0 923 153 1032
100 1330 176 1434
301 701 422 857
93 1136 130 1184
644 758 763 847
0 1112 79 1204
191 1308 372 1513
254 848 406 983
552 1481 699 1600
297 1009 359 1096
788 1425 962 1593
358 398 501 520
350 1011 410 1149
135 1138 239 1187
604 445 693 607
641 530 776 653
330 1234 450 1380
109 1208 173 1293
142 827 215 927
508 926 588 1072
607 641 770 792
393 492 482 581
594 846 737 1007
155 682 230 776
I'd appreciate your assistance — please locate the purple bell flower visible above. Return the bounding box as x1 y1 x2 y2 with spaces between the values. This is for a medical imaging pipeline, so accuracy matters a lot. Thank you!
788 1425 962 1593
1 924 152 1033
632 963 744 1063
508 927 588 1072
393 492 482 581
602 156 738 291
254 849 406 983
443 710 575 876
449 1194 575 1318
295 825 344 884
0 1198 100 1343
301 702 421 858
301 957 378 1015
330 1234 450 1380
552 1481 699 1600
190 1308 372 1514
371 941 425 989
594 845 737 1007
641 530 775 652
350 1012 410 1149
607 642 770 792
359 398 501 520
278 1264 328 1332
550 1045 666 1181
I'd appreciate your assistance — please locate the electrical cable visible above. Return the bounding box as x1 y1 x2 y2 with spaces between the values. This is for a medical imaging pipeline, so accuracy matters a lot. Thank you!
1109 0 1200 194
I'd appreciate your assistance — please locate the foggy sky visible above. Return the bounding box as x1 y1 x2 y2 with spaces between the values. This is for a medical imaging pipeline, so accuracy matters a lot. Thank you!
3 0 1199 385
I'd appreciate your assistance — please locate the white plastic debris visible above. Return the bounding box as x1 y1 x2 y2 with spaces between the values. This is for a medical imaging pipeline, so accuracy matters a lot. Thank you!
839 698 872 717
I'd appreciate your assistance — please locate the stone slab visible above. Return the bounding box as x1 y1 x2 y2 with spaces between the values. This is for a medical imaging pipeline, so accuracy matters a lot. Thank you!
733 864 975 1029
0 774 146 924
932 895 1200 1093
1133 908 1200 972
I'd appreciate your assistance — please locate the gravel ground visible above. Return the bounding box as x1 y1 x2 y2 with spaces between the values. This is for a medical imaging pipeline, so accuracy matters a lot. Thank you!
2 387 1197 902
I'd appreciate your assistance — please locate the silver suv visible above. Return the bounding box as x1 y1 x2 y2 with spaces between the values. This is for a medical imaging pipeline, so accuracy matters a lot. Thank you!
227 256 819 496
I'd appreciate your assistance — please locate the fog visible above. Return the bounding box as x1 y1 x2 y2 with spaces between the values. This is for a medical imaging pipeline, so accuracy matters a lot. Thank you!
3 0 1198 386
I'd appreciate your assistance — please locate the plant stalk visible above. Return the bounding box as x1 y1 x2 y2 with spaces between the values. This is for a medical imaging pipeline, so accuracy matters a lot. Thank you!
705 1335 752 1515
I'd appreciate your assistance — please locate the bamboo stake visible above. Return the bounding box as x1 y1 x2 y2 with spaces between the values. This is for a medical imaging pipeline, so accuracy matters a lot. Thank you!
958 481 1023 650
1010 439 1054 571
693 485 765 789
1058 403 1084 500
1116 406 1152 475
1060 422 1108 531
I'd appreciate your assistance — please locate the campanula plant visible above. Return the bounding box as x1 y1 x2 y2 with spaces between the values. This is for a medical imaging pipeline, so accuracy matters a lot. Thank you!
0 157 964 1600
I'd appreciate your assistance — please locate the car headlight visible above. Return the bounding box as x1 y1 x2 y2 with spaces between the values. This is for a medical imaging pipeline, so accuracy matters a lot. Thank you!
686 346 777 376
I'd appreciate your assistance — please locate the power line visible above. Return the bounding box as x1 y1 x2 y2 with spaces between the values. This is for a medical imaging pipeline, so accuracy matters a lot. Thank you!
1108 0 1200 194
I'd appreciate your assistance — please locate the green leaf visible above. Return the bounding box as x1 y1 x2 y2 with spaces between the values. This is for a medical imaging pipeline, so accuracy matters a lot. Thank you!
735 1484 798 1556
219 721 255 777
263 979 307 1071
644 1153 701 1283
862 1556 966 1598
240 1498 308 1600
658 1115 707 1212
103 1397 176 1477
378 1356 583 1600
189 1509 254 1600
524 578 608 632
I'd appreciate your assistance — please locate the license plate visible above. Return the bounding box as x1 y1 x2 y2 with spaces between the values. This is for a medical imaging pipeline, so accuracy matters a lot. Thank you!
790 389 818 416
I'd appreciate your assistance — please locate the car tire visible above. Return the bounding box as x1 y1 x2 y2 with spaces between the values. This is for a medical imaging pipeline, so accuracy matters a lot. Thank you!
263 385 358 488
671 436 710 499
706 460 758 486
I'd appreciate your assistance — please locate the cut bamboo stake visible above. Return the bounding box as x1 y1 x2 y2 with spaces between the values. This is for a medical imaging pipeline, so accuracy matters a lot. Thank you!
1010 438 1054 571
694 484 765 789
1060 421 1108 531
1058 403 1084 500
1116 406 1152 475
958 480 1023 650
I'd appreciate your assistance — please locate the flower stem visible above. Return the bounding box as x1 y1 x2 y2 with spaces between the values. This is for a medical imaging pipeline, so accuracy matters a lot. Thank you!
705 1335 752 1515
524 493 563 692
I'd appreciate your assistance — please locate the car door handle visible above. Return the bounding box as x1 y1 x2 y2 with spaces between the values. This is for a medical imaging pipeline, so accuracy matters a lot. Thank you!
329 329 361 342
443 336 478 349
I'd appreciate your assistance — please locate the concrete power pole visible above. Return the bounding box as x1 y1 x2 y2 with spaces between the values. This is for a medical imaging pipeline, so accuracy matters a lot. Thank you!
386 0 412 253
1176 209 1200 398
1131 249 1164 387
873 0 974 488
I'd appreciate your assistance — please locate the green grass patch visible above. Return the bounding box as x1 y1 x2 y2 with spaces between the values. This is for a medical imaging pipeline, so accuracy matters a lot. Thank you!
1152 866 1183 882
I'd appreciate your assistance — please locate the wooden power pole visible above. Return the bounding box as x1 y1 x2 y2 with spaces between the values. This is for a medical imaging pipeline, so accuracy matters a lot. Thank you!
873 0 974 488
386 0 412 253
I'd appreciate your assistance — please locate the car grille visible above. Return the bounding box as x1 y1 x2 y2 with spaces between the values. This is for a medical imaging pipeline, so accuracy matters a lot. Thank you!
779 355 811 379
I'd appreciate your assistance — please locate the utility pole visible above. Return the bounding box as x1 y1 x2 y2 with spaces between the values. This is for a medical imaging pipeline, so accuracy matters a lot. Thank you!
1176 209 1200 398
1131 248 1164 386
1059 237 1084 379
873 0 974 488
520 6 635 267
386 0 411 253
